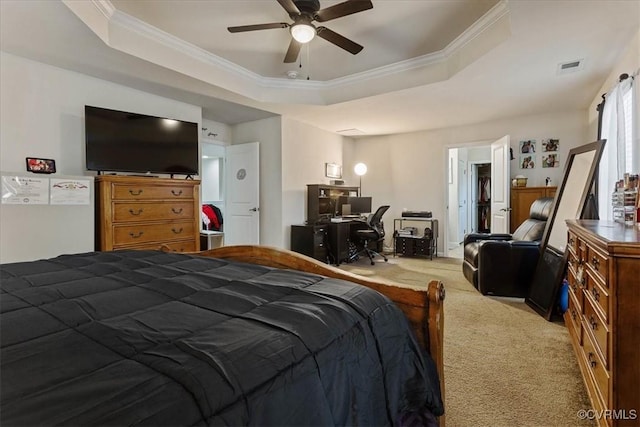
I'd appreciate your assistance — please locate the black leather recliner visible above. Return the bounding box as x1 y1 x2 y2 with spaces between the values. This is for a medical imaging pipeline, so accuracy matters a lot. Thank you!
462 197 554 297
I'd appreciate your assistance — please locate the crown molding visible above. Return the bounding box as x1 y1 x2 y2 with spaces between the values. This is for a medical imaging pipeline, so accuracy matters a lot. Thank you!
66 0 511 104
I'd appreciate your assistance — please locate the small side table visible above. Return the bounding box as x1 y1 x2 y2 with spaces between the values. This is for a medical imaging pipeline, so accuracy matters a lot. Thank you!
200 230 224 250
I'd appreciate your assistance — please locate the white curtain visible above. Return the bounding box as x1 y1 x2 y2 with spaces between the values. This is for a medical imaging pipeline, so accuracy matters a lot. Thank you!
598 76 636 220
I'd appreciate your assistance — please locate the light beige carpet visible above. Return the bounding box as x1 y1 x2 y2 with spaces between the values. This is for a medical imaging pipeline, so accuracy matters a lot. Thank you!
340 255 595 427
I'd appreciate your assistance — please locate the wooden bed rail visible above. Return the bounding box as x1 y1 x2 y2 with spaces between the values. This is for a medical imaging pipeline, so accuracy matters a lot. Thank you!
196 245 445 421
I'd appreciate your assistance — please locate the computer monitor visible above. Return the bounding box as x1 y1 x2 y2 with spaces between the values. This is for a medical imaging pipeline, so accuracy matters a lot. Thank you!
338 196 372 216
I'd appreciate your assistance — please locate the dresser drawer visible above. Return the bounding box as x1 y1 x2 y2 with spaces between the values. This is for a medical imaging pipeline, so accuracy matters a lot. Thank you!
112 202 194 222
113 221 195 245
580 329 610 408
566 289 583 345
566 265 583 310
111 183 194 200
120 239 197 253
586 245 609 288
583 298 609 367
567 230 580 258
584 272 609 323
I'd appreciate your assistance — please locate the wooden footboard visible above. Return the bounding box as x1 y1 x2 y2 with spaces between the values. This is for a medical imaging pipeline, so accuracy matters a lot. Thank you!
197 245 445 416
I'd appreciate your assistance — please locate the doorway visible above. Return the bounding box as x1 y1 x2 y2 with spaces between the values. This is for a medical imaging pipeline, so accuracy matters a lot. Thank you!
445 145 492 259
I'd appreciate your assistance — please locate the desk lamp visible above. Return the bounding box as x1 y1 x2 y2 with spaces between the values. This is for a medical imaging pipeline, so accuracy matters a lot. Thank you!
354 163 367 196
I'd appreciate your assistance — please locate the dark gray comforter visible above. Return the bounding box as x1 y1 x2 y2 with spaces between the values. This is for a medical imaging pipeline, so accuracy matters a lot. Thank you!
1 250 443 426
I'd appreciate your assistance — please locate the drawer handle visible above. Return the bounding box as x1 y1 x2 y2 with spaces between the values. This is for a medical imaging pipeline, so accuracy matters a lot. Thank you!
571 309 577 320
129 189 143 196
589 315 598 331
172 227 183 234
171 207 183 214
171 189 183 196
591 256 600 269
569 237 575 245
587 352 597 368
129 208 143 216
591 287 600 302
580 277 586 286
129 231 144 239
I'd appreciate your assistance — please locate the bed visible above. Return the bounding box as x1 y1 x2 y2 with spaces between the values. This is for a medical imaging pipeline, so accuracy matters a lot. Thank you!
1 245 445 426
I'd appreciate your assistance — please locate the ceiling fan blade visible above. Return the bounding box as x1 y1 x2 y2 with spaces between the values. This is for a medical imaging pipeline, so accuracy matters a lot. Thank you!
228 23 289 33
316 27 363 55
277 0 301 16
315 0 373 22
284 38 302 63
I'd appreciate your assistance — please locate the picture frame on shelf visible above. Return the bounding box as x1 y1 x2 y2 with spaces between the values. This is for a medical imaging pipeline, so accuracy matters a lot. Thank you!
26 157 56 174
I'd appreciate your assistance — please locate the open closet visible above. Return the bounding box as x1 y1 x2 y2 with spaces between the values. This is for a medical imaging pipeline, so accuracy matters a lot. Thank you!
475 163 491 233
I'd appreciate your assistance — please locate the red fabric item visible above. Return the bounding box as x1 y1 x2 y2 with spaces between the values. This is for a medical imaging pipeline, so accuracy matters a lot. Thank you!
202 205 220 230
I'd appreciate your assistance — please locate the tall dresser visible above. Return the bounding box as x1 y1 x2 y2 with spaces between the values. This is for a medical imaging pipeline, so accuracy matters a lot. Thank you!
510 186 556 233
565 220 639 427
96 175 200 252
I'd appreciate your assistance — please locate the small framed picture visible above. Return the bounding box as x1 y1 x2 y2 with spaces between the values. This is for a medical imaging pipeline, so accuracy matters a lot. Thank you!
519 139 537 154
520 155 535 169
325 163 342 179
542 154 560 168
542 138 559 152
26 157 56 174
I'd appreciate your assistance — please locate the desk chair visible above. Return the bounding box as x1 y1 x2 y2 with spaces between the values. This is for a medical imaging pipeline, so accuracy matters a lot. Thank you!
351 205 390 265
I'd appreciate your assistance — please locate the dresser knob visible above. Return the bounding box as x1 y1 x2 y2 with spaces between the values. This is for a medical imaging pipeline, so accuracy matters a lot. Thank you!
591 256 600 269
591 287 600 302
171 189 183 196
171 207 183 214
589 315 598 330
172 227 183 234
129 189 143 196
571 309 577 320
129 231 143 238
129 208 143 216
587 352 597 368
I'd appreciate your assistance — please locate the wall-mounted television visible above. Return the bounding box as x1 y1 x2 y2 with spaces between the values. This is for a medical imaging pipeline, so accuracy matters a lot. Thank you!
85 105 199 175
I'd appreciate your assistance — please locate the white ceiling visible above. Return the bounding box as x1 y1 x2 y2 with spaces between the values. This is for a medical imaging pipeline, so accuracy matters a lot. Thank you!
1 0 639 136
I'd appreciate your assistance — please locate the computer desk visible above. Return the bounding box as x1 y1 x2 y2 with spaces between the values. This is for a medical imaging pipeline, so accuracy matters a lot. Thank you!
290 217 370 266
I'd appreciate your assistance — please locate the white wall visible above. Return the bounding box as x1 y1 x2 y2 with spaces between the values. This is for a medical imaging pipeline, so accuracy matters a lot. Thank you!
345 110 589 253
281 117 345 247
0 52 202 262
232 117 283 247
588 29 640 138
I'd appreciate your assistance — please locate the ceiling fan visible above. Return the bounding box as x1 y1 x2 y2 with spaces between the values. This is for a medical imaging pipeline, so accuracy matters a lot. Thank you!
227 0 373 63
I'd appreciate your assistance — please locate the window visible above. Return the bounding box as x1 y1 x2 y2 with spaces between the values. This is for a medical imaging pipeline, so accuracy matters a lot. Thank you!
598 75 637 220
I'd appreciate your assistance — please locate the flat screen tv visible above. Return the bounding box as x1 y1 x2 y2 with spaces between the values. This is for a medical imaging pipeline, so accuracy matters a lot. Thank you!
85 105 199 175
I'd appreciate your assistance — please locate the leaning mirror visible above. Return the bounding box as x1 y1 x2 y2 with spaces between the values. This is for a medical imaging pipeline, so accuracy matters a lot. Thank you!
525 140 606 320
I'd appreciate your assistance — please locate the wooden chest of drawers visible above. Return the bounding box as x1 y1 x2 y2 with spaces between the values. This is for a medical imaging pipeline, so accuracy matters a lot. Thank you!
96 176 200 252
565 220 639 427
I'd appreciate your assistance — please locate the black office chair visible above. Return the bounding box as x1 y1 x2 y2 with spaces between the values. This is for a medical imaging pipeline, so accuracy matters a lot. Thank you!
351 205 390 265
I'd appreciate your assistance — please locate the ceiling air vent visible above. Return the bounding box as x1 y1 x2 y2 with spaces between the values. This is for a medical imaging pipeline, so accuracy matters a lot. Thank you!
557 59 584 75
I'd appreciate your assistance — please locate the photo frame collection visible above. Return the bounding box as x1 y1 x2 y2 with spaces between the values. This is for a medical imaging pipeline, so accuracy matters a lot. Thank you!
518 138 560 169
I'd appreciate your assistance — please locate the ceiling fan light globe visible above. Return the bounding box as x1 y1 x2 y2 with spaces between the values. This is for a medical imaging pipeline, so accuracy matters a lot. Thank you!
291 24 316 43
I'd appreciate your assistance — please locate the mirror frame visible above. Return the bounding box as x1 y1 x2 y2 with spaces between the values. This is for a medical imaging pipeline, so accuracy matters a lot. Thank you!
525 140 606 320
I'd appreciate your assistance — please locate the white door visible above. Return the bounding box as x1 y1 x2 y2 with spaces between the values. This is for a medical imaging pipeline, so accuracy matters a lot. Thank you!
490 135 511 233
224 142 259 245
457 159 467 242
